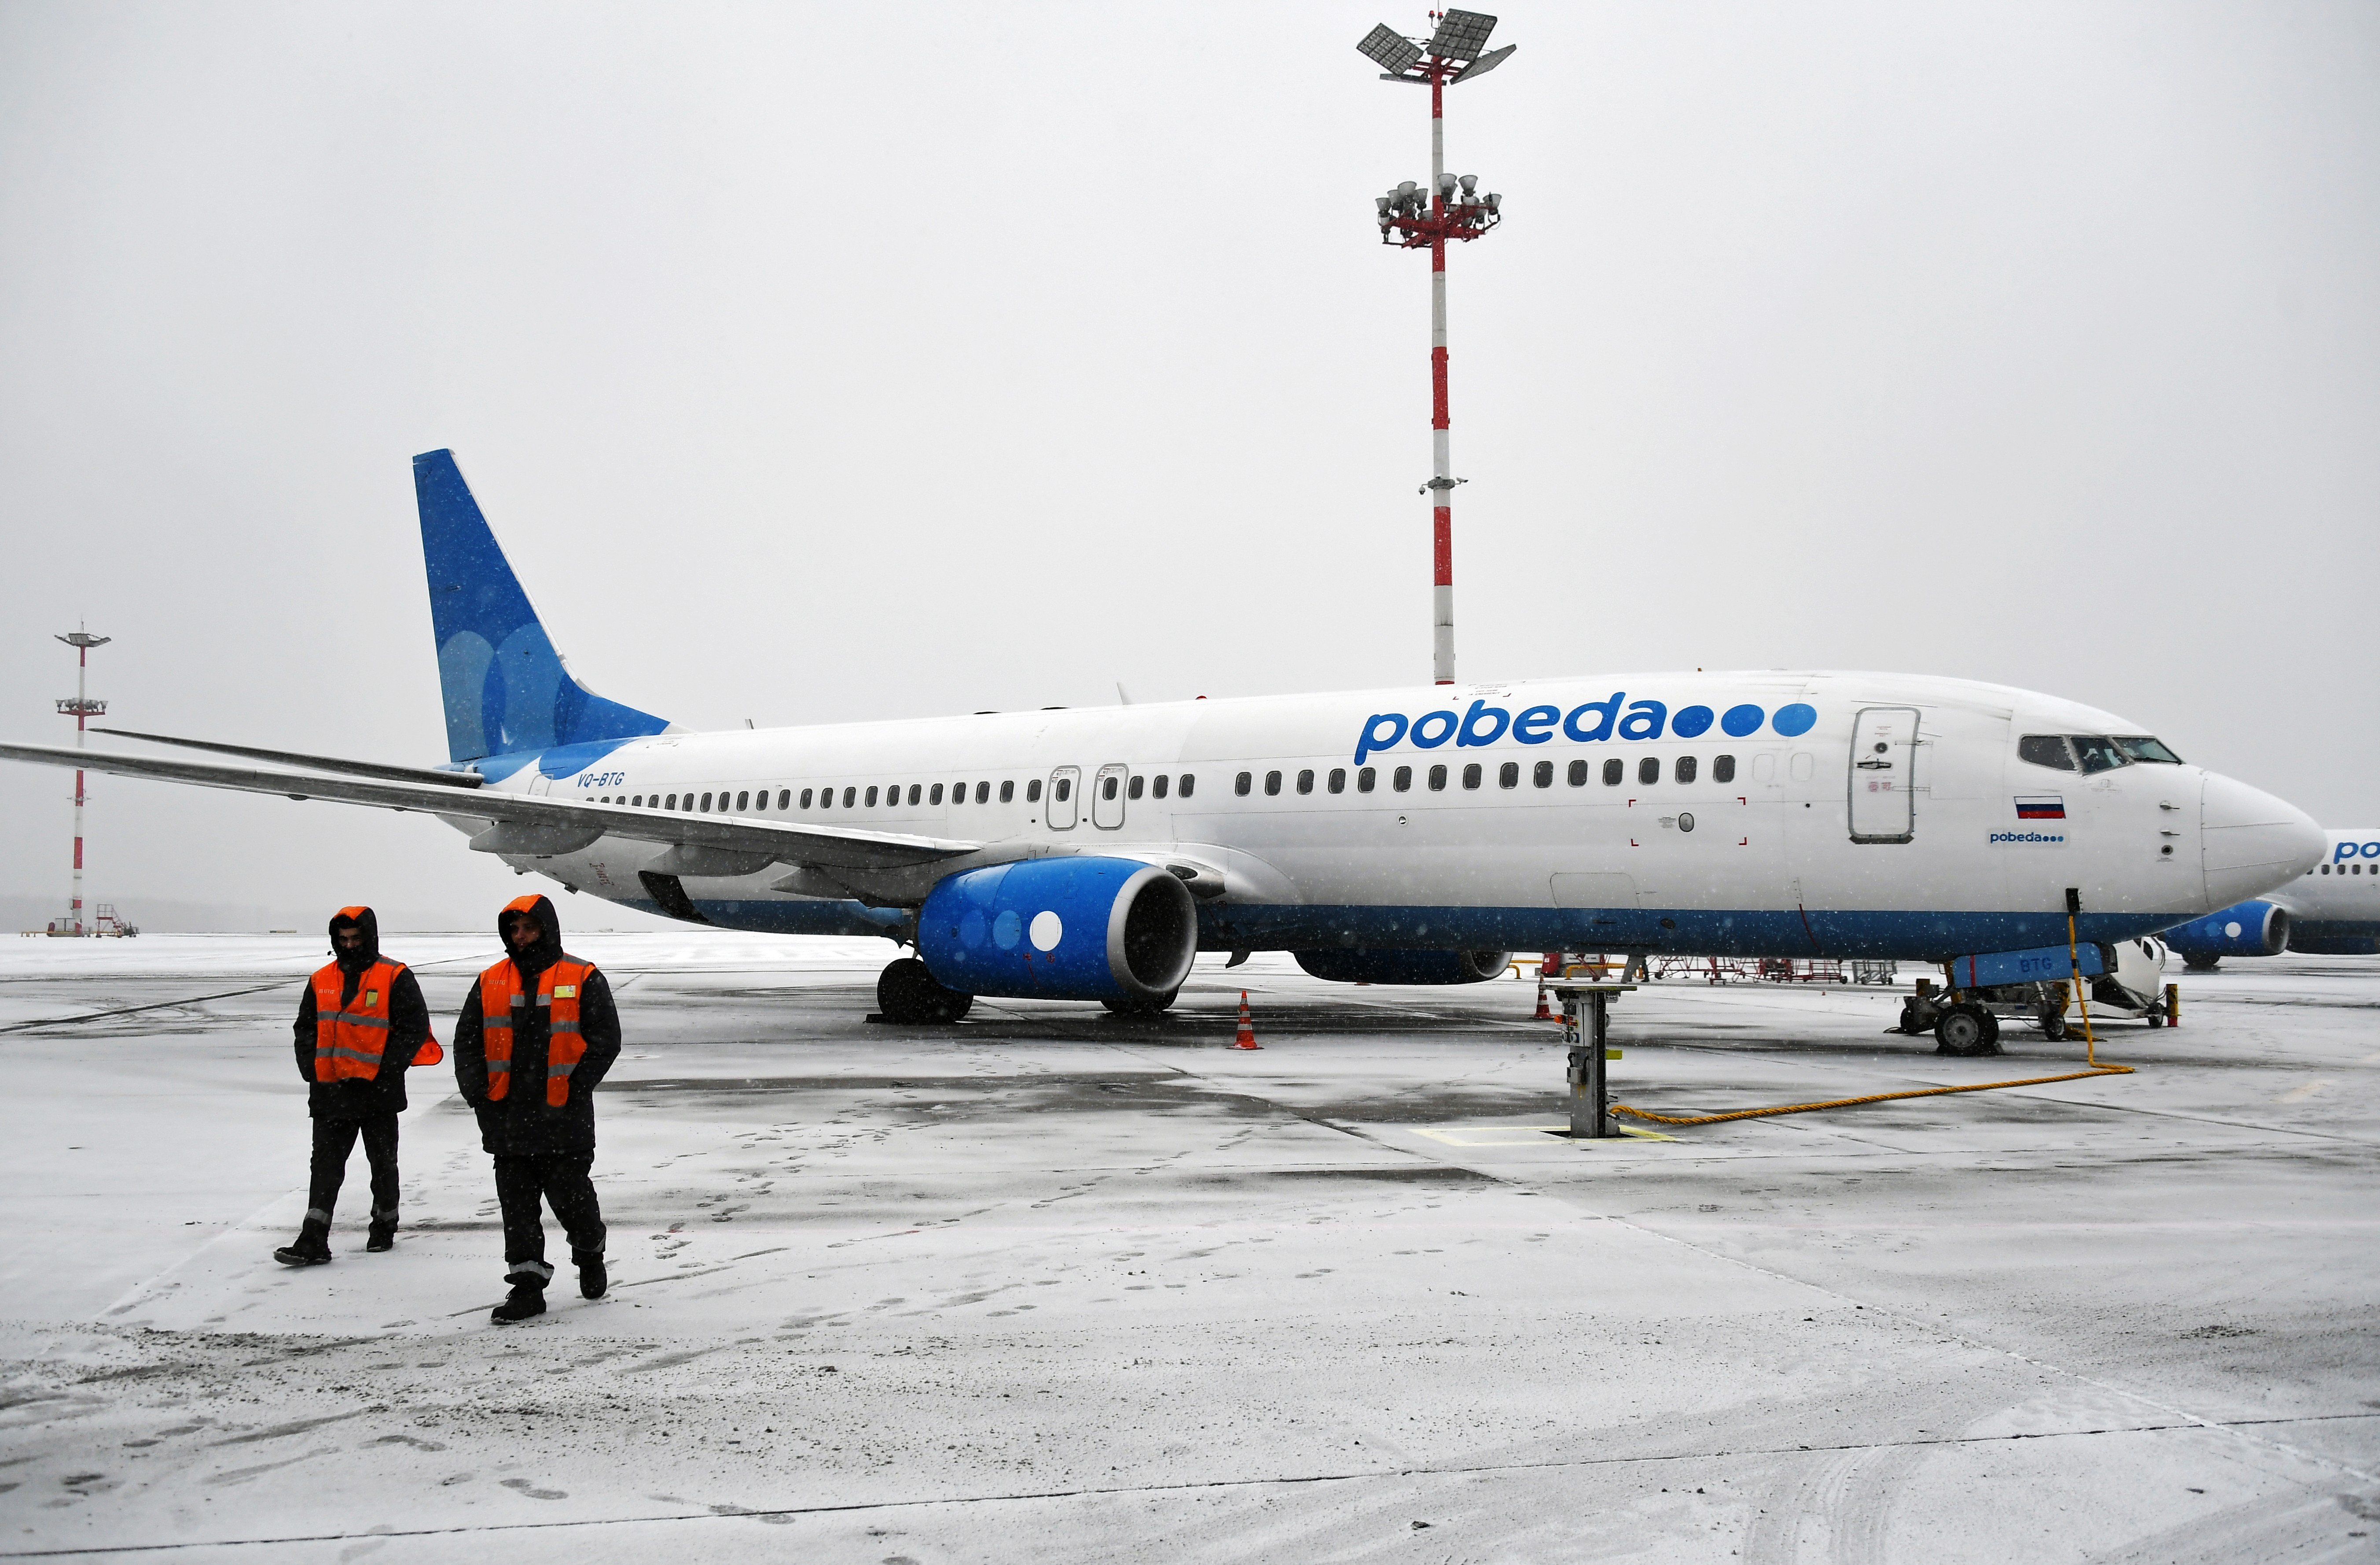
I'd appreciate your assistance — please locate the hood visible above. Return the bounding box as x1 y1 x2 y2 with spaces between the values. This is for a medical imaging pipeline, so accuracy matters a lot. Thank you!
497 893 563 978
329 905 380 973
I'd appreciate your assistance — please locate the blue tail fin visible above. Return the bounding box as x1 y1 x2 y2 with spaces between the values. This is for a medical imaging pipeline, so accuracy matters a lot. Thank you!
414 449 670 763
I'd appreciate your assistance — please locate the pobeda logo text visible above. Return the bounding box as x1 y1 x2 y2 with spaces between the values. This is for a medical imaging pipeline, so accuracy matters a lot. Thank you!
2333 840 2380 864
1353 696 1817 766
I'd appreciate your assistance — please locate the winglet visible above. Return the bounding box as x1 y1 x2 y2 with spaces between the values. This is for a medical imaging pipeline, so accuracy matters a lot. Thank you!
414 450 669 762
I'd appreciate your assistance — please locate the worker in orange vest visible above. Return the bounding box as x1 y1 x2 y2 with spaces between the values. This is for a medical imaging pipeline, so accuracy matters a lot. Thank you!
275 906 438 1266
452 894 621 1324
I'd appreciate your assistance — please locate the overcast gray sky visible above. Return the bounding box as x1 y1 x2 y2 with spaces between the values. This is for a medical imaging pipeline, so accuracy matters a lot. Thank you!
2 2 2374 931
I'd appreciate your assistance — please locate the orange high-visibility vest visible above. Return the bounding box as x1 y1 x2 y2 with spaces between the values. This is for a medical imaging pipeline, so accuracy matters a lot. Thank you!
478 957 596 1107
312 958 406 1083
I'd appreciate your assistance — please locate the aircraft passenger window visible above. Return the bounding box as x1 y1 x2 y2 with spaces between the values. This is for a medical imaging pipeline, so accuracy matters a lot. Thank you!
864 786 878 807
1499 762 1519 789
2018 735 2076 771
1028 779 1043 802
1713 755 1735 784
1000 780 1014 803
1153 773 1169 799
1568 760 1588 787
1461 763 1481 790
2321 864 2331 874
2070 736 2130 774
1429 764 1448 792
801 789 813 809
2113 735 2184 765
900 784 914 805
700 792 713 812
1178 774 1195 798
1357 766 1376 793
927 783 941 805
1328 768 1346 794
628 795 639 807
1265 770 1283 796
686 796 698 813
843 787 856 808
1236 771 1252 796
1638 757 1660 786
1297 769 1314 795
734 791 747 811
1393 766 1413 792
1534 760 1553 788
1102 776 1118 801
1675 756 1698 784
778 789 790 810
1603 759 1623 786
1128 775 1143 800
1056 778 1071 802
976 781 990 803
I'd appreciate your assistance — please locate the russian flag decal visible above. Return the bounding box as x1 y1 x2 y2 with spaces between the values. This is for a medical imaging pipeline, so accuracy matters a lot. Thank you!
2015 795 2066 820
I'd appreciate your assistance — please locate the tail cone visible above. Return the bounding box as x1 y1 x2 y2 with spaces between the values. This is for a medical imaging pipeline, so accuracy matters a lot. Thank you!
1232 991 1260 1049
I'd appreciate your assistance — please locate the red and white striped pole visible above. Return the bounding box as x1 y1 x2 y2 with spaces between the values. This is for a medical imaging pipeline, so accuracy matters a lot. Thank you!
1427 63 1456 686
56 627 110 938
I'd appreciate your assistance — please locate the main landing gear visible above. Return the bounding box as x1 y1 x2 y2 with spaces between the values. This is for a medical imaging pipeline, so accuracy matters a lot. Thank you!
1931 1003 2001 1057
877 957 973 1025
1100 990 1179 1016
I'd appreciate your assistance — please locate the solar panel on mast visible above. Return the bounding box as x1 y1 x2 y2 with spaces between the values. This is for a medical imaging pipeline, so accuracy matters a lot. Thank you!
1356 23 1423 77
1425 9 1497 62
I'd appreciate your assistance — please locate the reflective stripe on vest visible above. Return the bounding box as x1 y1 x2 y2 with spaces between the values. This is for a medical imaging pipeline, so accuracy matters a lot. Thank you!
478 957 595 1108
312 959 406 1084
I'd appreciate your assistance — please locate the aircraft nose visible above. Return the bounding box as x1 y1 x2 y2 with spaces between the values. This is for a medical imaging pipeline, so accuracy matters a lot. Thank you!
2201 771 2325 908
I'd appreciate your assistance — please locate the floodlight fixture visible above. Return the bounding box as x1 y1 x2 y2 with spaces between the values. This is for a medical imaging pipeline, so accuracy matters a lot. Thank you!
1425 9 1497 62
1453 43 1515 82
1357 23 1424 77
1458 174 1477 195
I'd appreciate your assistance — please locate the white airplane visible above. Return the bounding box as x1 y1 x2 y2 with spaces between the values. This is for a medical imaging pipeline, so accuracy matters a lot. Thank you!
2160 829 2380 969
0 451 2326 1047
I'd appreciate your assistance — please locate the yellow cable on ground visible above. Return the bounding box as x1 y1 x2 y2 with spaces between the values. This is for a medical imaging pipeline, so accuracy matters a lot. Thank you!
1609 1062 2134 1127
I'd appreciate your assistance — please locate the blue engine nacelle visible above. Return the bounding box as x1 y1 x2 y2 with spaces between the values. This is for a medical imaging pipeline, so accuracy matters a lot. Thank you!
918 857 1198 1003
2160 900 2290 959
1293 948 1512 985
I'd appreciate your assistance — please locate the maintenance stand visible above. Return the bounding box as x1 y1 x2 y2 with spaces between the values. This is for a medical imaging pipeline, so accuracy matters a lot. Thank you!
1553 982 1633 1138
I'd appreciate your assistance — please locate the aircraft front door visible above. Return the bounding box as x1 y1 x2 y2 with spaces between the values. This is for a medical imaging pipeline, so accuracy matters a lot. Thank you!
1848 706 1918 843
1091 763 1128 829
1046 766 1080 830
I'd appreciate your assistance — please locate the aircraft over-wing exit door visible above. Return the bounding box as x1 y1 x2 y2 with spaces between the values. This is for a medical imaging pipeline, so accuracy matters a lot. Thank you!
1849 707 1918 843
1046 766 1080 830
1091 764 1128 829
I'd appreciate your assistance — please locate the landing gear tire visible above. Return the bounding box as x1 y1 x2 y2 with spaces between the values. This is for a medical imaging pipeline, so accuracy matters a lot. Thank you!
1896 1002 1930 1036
2182 954 2220 973
877 957 973 1024
1935 1003 2001 1057
2038 1008 2068 1042
1101 989 1178 1016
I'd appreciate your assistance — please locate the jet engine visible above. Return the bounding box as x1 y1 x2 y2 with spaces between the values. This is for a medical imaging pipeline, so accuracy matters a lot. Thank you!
2159 900 2289 968
1293 948 1512 985
917 857 1197 1004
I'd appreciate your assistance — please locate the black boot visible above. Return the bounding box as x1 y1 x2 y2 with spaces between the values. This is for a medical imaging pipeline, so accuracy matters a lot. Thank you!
273 1218 332 1267
577 1253 607 1300
490 1282 547 1325
365 1221 396 1253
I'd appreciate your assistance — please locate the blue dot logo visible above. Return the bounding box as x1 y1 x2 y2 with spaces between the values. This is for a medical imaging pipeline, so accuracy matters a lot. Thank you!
1772 703 1817 738
1720 703 1764 738
1671 705 1713 739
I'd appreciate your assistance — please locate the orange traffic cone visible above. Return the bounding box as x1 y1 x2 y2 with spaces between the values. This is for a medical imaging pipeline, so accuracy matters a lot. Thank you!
1533 982 1553 1022
1232 991 1260 1049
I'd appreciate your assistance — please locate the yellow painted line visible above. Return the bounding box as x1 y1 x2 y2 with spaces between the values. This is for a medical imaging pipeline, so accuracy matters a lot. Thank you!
1413 1123 1678 1147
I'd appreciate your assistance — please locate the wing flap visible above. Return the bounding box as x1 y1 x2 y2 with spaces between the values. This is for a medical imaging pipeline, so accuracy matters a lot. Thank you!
0 742 973 872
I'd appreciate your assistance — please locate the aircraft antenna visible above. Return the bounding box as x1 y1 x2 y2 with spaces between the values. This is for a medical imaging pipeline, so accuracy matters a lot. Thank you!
51 625 111 937
1356 10 1514 685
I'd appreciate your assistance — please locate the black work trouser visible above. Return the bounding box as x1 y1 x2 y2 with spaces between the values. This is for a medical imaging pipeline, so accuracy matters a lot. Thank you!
492 1153 605 1287
307 1114 400 1231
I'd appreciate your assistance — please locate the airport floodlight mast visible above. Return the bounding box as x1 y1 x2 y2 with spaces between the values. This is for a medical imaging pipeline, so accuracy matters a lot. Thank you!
52 626 110 938
1357 9 1512 686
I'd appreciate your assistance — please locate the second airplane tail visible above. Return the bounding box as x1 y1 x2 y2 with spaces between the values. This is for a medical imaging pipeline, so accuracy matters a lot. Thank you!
413 449 669 764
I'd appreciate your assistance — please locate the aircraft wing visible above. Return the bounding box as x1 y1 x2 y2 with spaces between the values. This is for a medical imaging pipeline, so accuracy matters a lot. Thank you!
0 742 975 872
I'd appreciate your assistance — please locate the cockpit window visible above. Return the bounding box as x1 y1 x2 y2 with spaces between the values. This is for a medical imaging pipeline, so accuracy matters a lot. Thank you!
2018 735 2075 771
2069 736 2131 774
2112 735 2183 765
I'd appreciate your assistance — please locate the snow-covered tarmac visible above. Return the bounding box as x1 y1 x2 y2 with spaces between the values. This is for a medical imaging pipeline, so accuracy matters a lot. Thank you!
0 933 2374 1562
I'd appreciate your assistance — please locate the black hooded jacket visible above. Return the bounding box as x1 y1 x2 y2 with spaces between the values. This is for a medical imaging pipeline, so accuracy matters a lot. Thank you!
451 894 621 1156
292 906 430 1119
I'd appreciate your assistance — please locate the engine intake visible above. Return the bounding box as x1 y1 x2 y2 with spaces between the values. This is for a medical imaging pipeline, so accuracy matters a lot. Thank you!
918 857 1197 1003
2160 900 2289 959
1293 948 1511 985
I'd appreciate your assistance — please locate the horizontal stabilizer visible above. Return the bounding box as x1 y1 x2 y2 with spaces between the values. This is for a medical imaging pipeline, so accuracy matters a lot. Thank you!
94 727 482 789
0 741 974 874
